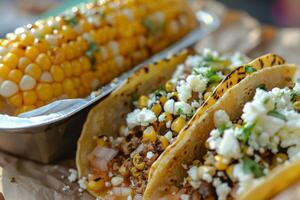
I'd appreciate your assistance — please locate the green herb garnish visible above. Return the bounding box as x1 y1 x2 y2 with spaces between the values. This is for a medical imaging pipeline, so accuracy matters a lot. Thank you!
130 91 138 108
142 19 156 33
155 85 166 96
86 42 100 58
241 123 255 142
65 15 78 26
206 69 221 84
245 65 257 73
218 123 227 134
242 157 265 178
192 68 200 75
267 110 287 121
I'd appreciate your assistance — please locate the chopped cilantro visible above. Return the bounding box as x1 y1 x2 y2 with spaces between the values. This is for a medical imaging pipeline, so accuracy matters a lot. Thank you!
267 110 287 121
155 85 166 96
192 68 200 75
65 15 78 26
206 69 221 84
256 84 267 91
245 65 257 73
241 123 255 142
263 97 270 105
86 42 100 58
142 19 156 33
218 123 227 134
242 157 265 178
177 108 185 116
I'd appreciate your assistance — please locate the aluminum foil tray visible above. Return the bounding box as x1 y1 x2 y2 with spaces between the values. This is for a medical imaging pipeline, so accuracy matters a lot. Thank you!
0 10 220 163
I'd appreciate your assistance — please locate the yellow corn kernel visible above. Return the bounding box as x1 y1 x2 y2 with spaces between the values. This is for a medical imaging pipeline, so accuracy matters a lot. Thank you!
63 79 74 93
8 69 23 83
23 90 38 105
170 92 178 100
0 64 10 78
67 89 78 98
215 155 229 171
8 93 22 107
226 165 235 181
18 105 36 114
36 83 53 101
159 96 167 105
119 165 129 177
159 136 169 150
24 63 42 80
36 100 45 107
25 46 39 61
80 56 91 72
52 83 63 97
3 52 18 68
20 33 34 45
72 60 82 76
18 57 31 71
151 103 162 116
130 167 140 177
87 179 105 192
35 53 51 71
132 154 146 170
143 126 157 142
50 65 64 82
138 95 149 108
171 116 186 133
33 39 49 53
163 112 173 122
37 24 52 35
293 101 300 111
204 92 212 101
61 61 72 77
165 81 175 92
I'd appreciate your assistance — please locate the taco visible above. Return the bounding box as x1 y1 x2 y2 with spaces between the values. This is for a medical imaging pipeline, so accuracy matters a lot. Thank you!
144 63 298 199
76 49 286 199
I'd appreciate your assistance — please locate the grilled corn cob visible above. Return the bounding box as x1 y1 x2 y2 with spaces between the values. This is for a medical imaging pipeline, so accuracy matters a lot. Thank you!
0 0 197 115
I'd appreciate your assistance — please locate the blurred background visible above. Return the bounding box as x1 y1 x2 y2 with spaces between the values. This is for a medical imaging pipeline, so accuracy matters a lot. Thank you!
1 0 300 36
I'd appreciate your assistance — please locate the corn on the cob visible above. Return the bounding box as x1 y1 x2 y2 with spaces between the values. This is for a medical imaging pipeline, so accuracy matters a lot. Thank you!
0 0 197 115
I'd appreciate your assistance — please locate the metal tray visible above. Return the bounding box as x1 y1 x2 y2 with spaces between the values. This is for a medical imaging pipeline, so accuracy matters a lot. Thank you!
0 10 220 164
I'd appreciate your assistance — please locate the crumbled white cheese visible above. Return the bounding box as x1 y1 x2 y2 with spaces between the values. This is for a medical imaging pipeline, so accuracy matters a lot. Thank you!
215 183 231 200
180 194 190 200
186 74 208 93
62 185 70 192
78 177 87 190
67 169 78 183
146 151 154 160
174 101 192 116
158 113 166 122
213 110 231 128
185 55 202 68
177 81 192 102
164 99 175 114
126 108 157 128
217 129 241 159
164 131 173 142
191 100 201 108
111 176 124 186
166 121 171 128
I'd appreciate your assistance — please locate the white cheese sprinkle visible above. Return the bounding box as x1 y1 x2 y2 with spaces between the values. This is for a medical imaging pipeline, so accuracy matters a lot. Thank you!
67 169 78 183
146 151 154 159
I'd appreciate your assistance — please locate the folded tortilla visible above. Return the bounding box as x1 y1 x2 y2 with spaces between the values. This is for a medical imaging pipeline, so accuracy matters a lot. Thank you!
76 50 288 199
144 64 297 199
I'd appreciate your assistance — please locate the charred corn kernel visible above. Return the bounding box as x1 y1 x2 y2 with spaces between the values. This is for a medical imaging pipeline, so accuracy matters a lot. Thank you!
272 153 288 167
0 0 196 115
96 138 108 146
171 116 186 133
0 64 10 78
204 92 212 101
192 160 201 166
25 46 39 61
23 90 37 105
170 92 178 100
214 155 229 171
164 112 173 122
132 154 146 170
18 57 31 71
0 80 18 97
8 69 23 83
143 126 157 142
151 103 162 116
159 95 167 105
119 165 129 177
50 65 64 82
130 167 140 177
35 53 51 70
24 63 42 80
226 165 235 181
8 93 22 107
87 180 105 192
138 95 149 108
36 83 53 101
159 136 169 150
3 53 18 68
294 101 300 111
165 82 175 92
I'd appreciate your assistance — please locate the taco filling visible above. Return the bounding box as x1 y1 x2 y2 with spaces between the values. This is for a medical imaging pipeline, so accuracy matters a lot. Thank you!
175 81 300 200
85 49 248 197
